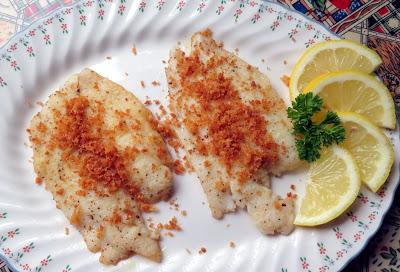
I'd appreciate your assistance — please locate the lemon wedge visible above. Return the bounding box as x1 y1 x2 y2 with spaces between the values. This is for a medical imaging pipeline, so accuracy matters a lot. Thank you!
290 40 382 99
305 70 395 129
294 146 360 226
338 112 394 192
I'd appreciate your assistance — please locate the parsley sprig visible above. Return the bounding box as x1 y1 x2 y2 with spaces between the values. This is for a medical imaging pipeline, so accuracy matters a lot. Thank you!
287 93 345 162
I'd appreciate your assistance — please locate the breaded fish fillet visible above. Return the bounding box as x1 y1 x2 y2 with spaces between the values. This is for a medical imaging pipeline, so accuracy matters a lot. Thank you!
29 69 173 264
166 30 300 234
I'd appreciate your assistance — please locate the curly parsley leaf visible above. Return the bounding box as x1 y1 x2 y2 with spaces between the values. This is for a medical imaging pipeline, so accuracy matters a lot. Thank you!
287 93 345 162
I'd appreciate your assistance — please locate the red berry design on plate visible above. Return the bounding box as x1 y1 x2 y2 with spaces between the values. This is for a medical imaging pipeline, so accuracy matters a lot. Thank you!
10 44 17 51
41 258 49 266
368 213 376 221
354 232 361 241
360 195 368 203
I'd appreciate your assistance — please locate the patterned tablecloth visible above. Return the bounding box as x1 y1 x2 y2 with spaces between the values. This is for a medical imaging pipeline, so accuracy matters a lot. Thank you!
0 0 399 271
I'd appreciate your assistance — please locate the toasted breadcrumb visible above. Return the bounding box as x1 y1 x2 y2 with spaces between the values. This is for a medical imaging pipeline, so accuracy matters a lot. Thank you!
144 100 152 105
96 225 104 239
168 199 180 212
156 119 182 153
229 241 235 248
181 210 187 216
110 210 122 225
139 202 158 213
106 56 112 60
280 75 290 87
169 199 177 206
164 216 182 231
182 156 194 172
215 180 229 193
274 200 283 210
36 101 44 107
35 176 43 185
186 248 192 254
149 217 183 238
54 97 143 200
290 184 296 190
199 247 207 254
65 227 70 235
159 105 167 116
70 205 82 226
140 80 146 88
173 47 280 182
151 81 160 86
131 45 137 55
287 192 297 199
76 190 87 197
173 159 185 175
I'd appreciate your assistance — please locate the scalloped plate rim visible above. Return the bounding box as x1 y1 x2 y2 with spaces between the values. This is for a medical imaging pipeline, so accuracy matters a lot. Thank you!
0 1 398 271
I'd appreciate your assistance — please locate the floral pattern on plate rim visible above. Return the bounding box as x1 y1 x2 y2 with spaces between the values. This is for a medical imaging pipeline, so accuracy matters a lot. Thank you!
293 190 387 272
0 0 333 82
0 0 397 271
0 211 71 272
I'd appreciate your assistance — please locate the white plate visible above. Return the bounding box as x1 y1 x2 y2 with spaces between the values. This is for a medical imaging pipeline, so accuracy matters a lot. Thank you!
0 0 398 271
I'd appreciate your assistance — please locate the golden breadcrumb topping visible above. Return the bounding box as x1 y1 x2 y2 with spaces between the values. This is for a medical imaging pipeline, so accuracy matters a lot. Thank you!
173 42 279 181
53 97 144 201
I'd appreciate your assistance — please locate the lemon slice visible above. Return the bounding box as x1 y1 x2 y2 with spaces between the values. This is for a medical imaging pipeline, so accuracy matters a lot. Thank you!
290 40 382 99
305 70 395 129
338 112 394 192
294 146 360 226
